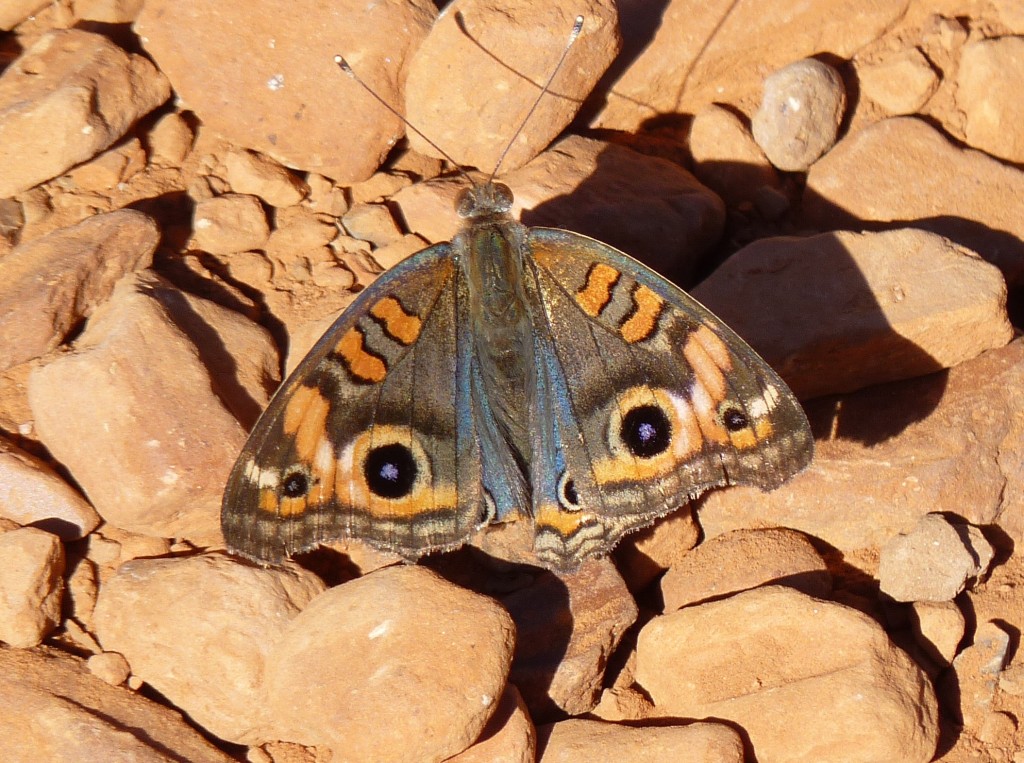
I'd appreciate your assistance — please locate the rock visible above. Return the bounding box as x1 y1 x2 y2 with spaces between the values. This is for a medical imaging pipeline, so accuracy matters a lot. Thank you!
699 338 1024 554
536 718 745 762
27 272 279 544
613 507 701 594
349 170 414 205
0 209 158 372
447 685 535 763
635 586 939 763
957 36 1024 163
342 202 404 247
147 111 195 167
370 234 429 270
395 136 725 280
265 207 339 261
224 149 308 208
0 0 48 30
86 651 131 686
752 58 846 171
660 528 831 612
0 527 65 648
688 104 779 207
947 621 1012 728
68 138 146 192
879 514 993 602
66 557 99 629
0 436 100 541
803 117 1024 286
93 553 325 743
692 228 1013 399
135 0 436 182
593 0 902 132
193 194 271 255
405 0 621 172
262 565 515 762
0 29 170 196
910 600 966 667
0 646 235 762
858 48 939 115
500 558 638 719
74 0 145 23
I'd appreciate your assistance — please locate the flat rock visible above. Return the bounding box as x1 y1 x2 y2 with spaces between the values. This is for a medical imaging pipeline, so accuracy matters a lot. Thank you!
803 117 1024 286
0 527 65 648
948 620 1012 728
537 718 744 762
92 553 325 743
911 600 966 668
27 272 279 544
0 436 100 540
0 209 158 372
0 646 234 763
660 527 831 612
0 29 170 196
262 565 515 762
692 228 1013 398
699 338 1024 553
613 507 701 594
857 48 939 116
405 0 620 172
593 0 904 132
224 149 308 208
635 586 939 763
879 513 994 602
135 0 436 182
957 36 1024 163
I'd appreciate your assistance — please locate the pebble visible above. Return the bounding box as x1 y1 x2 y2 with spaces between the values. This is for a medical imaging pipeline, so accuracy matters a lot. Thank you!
752 58 847 171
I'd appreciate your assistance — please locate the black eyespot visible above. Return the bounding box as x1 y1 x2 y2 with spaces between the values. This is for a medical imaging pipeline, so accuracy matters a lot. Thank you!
282 471 309 498
621 405 672 458
722 407 749 431
364 443 417 499
559 474 579 508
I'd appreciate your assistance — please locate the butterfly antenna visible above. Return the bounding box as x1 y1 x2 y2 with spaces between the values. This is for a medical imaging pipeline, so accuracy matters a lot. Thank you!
489 14 584 181
334 55 477 186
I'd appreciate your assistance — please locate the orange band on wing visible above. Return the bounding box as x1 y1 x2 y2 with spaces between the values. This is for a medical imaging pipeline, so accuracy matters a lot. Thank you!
620 285 664 343
575 263 620 317
283 384 331 463
371 296 422 345
335 327 387 383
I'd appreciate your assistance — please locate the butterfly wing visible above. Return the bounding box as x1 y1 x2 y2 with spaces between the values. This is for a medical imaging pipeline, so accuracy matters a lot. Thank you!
221 244 487 563
524 228 814 568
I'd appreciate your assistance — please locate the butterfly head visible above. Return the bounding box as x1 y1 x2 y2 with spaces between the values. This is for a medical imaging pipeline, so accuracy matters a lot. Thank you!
457 182 514 220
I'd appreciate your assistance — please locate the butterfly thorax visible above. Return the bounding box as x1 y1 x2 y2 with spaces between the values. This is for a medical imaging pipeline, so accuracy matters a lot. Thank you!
455 182 538 509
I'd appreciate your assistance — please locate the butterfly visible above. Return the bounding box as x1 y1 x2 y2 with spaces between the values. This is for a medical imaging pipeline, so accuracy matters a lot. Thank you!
220 20 813 572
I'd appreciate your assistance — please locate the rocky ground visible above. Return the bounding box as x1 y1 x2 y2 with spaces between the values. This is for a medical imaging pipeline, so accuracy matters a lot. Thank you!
1 0 1023 761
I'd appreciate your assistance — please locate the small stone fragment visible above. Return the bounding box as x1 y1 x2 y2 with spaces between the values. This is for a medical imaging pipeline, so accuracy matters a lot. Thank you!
858 48 938 115
0 527 65 648
0 29 170 196
225 149 308 208
752 58 846 171
948 620 1012 727
957 37 1024 163
341 203 403 248
614 507 700 594
879 514 989 602
193 194 270 254
660 527 831 612
148 112 195 167
447 685 535 763
87 651 131 686
910 600 966 666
